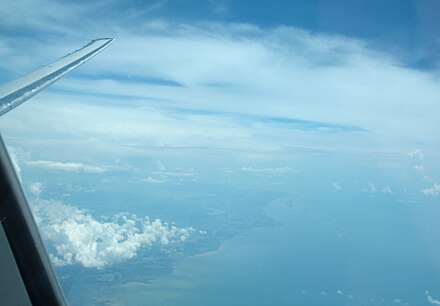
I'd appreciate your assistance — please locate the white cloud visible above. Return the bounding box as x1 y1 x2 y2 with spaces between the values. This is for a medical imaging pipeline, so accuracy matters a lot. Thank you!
332 182 342 190
364 181 377 193
1 16 440 161
241 166 292 174
414 165 424 171
421 183 440 196
143 177 163 184
31 199 194 268
382 185 393 194
148 168 198 184
426 291 440 305
29 181 44 198
408 150 424 159
27 160 107 173
364 182 394 194
152 171 197 178
369 181 377 193
337 290 344 295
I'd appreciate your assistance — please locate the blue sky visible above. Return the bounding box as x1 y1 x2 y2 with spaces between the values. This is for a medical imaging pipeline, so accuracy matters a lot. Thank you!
1 1 440 304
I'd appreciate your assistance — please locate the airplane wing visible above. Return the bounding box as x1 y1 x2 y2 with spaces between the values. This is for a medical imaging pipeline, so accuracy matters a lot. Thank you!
0 38 114 116
0 38 114 306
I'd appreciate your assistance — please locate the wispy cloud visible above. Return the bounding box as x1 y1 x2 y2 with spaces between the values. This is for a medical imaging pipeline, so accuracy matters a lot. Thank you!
27 160 107 173
1 9 439 158
241 166 293 174
332 182 342 190
149 161 198 182
155 160 167 171
414 165 424 171
142 177 163 184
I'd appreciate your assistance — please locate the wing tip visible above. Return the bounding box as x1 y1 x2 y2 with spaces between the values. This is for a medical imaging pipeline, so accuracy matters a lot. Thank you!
92 37 115 43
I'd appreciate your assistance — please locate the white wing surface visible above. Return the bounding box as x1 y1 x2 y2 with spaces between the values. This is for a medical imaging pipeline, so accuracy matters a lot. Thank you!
0 38 114 116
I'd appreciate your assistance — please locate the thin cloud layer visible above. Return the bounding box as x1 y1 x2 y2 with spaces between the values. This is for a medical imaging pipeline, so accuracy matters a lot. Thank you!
1 13 440 157
27 160 107 173
241 166 293 174
31 199 194 268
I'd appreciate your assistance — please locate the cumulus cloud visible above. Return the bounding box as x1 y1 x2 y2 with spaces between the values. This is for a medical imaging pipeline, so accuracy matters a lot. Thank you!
421 183 440 196
382 185 393 194
427 291 440 305
363 182 393 194
31 199 194 268
27 160 107 173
